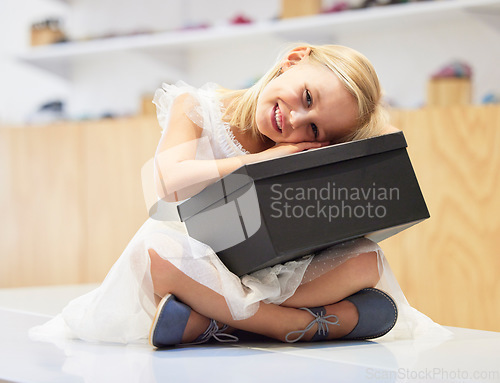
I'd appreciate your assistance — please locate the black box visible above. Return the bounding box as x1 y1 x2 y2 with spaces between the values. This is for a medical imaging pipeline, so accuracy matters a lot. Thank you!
178 131 429 276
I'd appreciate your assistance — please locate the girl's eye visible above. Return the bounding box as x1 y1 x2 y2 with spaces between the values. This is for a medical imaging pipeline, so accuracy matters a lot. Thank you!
305 89 313 107
311 123 318 139
305 90 318 138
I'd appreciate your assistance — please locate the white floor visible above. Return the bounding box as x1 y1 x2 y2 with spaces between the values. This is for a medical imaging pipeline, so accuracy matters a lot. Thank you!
1 285 499 383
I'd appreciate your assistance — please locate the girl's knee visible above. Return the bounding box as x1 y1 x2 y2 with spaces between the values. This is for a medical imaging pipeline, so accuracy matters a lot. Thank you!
347 251 380 288
149 248 170 273
148 248 179 295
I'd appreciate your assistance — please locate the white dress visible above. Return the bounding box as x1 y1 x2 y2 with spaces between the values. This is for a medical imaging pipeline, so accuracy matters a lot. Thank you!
30 82 451 344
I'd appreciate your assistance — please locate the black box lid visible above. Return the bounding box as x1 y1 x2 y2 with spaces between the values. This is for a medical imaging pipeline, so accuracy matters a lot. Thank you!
178 132 407 221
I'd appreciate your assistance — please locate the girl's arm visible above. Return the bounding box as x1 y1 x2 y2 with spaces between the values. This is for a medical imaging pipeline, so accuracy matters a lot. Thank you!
154 94 323 202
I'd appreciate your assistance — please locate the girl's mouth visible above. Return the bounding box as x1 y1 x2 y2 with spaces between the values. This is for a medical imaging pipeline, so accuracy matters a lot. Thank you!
272 104 283 133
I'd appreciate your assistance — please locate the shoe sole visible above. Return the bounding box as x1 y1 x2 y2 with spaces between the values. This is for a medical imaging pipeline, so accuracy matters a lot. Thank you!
148 293 173 348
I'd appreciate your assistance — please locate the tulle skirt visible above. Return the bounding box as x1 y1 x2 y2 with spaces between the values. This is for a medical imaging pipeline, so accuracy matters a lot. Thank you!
30 218 451 344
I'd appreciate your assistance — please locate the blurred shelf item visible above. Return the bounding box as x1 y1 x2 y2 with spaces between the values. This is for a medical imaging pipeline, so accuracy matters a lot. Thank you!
281 0 322 18
18 0 500 76
427 78 472 107
30 18 67 47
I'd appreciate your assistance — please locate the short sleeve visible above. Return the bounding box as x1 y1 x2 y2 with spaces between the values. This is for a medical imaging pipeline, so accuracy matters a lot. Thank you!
152 81 220 137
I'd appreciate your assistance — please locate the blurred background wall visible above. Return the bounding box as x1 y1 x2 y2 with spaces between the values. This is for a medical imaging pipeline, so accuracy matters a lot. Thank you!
1 0 500 123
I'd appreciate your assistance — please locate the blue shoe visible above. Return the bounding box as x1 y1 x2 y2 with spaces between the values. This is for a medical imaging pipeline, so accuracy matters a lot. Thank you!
284 288 397 343
149 294 238 348
339 288 398 340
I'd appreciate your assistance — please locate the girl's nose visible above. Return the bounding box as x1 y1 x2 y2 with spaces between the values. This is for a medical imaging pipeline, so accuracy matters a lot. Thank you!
290 110 308 130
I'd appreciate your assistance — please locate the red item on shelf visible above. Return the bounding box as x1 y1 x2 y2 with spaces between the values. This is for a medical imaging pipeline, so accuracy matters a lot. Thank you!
322 2 350 13
431 61 473 79
230 14 253 24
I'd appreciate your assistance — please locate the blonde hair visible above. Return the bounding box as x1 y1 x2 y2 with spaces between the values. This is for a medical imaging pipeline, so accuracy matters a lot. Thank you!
218 43 389 143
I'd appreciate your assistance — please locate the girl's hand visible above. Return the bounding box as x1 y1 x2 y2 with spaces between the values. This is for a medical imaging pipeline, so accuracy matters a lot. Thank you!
253 141 330 162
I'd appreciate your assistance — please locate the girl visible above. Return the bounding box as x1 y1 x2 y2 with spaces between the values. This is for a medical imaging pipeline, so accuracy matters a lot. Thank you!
31 43 446 347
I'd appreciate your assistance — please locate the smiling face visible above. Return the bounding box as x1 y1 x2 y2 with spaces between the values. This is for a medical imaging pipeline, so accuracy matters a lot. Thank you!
255 58 359 145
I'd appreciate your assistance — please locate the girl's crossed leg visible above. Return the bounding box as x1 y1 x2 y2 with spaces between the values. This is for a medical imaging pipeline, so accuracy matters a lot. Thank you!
148 249 380 343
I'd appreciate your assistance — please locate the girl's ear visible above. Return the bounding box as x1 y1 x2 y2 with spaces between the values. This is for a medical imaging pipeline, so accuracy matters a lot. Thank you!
281 46 312 71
